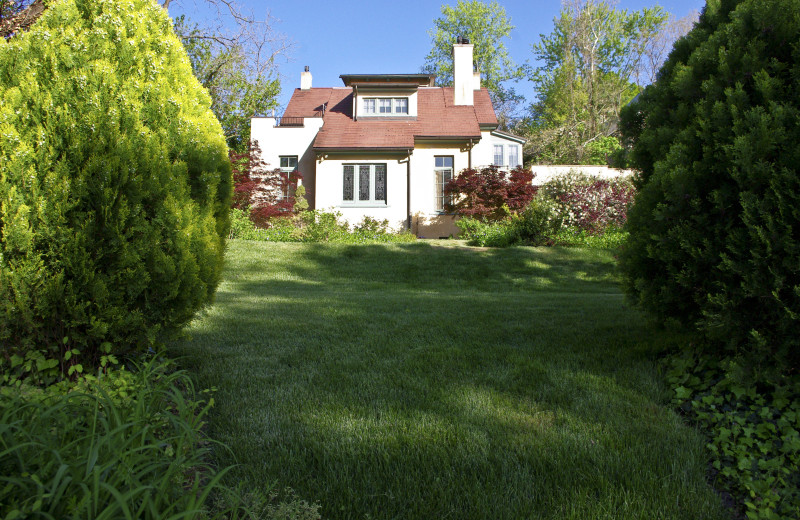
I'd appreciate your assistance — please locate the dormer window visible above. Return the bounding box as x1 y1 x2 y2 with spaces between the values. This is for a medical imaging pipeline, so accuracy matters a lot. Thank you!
363 97 408 116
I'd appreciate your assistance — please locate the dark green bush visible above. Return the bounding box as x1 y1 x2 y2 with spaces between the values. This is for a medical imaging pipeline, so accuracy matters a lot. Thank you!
0 0 231 368
619 0 800 369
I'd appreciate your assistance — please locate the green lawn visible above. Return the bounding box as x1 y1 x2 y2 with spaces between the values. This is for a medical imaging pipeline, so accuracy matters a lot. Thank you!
172 240 728 520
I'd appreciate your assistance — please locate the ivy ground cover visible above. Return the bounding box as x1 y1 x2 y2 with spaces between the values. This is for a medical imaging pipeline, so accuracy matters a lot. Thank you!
172 240 729 520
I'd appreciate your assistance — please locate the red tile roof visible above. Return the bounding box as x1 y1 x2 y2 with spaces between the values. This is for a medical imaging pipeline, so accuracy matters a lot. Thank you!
282 86 498 150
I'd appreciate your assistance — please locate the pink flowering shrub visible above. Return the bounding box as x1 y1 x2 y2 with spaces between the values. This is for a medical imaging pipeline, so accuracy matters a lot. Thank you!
540 171 636 234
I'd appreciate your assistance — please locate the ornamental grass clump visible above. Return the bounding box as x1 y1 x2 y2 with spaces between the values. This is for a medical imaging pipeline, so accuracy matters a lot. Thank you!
0 0 231 371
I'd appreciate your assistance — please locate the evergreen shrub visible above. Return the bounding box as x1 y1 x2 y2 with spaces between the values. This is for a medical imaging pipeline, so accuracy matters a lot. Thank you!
619 0 800 369
0 0 232 368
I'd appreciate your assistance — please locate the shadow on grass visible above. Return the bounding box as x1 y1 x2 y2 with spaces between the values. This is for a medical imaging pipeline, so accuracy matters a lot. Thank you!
173 241 725 520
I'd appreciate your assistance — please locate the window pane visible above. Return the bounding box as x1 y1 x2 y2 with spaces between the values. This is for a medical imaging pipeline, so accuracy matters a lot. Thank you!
359 165 371 200
280 157 288 168
374 164 386 202
343 165 354 201
379 98 392 113
493 145 504 166
288 156 298 168
436 168 453 211
443 157 453 167
508 146 519 167
394 98 408 114
364 99 375 114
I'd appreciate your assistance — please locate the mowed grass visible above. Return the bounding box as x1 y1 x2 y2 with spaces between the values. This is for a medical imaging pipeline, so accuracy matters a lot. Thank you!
172 240 727 520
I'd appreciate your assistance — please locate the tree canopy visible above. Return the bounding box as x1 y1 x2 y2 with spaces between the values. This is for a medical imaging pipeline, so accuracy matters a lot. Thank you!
525 0 668 165
422 0 523 124
164 1 291 151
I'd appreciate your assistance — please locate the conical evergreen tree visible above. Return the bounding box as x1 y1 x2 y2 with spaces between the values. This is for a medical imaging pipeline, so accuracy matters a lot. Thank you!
0 0 232 367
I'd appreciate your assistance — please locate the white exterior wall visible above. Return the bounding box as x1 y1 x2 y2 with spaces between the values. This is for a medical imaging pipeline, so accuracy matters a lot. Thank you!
250 117 324 206
315 154 409 231
410 142 471 238
471 130 523 169
528 165 634 185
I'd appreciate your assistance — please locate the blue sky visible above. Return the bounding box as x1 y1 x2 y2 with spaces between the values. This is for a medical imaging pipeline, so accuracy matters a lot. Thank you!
171 0 706 111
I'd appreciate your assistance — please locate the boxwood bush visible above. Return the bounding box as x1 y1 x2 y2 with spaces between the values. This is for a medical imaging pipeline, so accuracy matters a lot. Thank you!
0 0 231 369
619 0 800 370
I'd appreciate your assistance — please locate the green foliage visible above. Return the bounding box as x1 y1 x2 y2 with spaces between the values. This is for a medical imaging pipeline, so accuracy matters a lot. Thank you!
456 217 519 247
422 0 523 115
0 356 262 519
585 136 623 165
551 227 628 248
229 208 416 244
456 194 562 247
619 0 800 370
0 0 232 371
293 184 309 213
526 0 665 164
664 352 800 519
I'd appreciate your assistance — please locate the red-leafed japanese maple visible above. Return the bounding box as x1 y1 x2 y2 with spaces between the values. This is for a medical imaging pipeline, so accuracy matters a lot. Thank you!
444 165 537 221
230 141 301 227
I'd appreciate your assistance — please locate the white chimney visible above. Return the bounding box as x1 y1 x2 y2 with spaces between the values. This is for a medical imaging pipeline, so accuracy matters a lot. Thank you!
300 66 312 90
473 70 481 91
453 37 474 105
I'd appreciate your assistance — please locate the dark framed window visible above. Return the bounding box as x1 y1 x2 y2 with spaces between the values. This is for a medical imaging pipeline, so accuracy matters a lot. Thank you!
342 164 387 205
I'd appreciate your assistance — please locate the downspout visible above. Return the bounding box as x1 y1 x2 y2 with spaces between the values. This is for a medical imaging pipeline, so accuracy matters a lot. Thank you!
353 85 358 121
468 138 473 169
406 149 412 231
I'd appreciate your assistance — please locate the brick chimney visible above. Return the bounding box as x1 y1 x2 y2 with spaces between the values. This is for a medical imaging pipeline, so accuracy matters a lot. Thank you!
453 37 474 105
300 66 312 90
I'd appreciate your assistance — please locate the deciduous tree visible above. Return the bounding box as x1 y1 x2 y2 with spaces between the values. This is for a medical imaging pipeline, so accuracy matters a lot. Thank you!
526 0 669 164
422 0 524 125
445 166 536 221
164 1 291 151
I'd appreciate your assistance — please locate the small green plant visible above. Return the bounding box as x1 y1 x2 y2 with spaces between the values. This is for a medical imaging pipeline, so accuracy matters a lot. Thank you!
664 352 800 520
0 356 259 518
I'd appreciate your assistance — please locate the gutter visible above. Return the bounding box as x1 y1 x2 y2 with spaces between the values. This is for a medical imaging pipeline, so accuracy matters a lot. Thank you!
406 149 413 231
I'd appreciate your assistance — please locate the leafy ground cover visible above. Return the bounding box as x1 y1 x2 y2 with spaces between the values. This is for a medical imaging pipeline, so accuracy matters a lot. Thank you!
171 240 730 519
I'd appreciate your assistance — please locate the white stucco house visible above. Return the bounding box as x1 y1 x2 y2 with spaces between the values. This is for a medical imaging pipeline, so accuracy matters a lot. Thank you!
250 38 525 237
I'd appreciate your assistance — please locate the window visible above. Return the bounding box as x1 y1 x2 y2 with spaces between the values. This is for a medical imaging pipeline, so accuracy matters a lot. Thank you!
434 156 454 212
342 164 387 205
279 156 298 201
508 145 519 167
394 98 408 114
362 97 409 116
493 145 504 166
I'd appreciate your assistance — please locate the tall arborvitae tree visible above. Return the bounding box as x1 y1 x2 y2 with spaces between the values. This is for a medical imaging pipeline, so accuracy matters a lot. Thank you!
0 0 231 370
619 0 800 370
